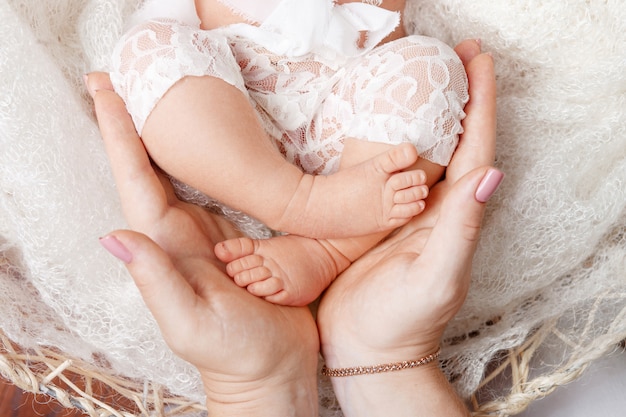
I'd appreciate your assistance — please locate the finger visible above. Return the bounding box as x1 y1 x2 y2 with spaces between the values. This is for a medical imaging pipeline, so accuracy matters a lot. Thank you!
416 167 504 298
85 72 114 97
447 53 497 183
454 39 482 66
99 231 201 348
94 89 169 225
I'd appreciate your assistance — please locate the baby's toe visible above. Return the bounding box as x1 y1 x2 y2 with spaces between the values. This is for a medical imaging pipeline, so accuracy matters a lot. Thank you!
376 143 419 174
215 237 256 262
264 290 294 305
226 254 264 277
247 277 284 297
389 169 427 190
232 265 272 288
394 185 429 204
389 201 426 222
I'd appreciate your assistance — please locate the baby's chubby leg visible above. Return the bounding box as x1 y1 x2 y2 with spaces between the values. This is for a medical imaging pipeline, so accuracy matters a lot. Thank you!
142 76 425 238
112 20 426 240
214 141 437 307
212 36 467 306
111 20 423 237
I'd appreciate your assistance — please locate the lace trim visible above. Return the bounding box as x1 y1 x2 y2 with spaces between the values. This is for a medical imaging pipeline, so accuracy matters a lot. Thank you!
110 21 468 175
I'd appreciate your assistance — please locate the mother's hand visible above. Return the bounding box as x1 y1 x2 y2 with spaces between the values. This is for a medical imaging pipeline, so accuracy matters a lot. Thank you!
317 40 499 417
87 74 319 416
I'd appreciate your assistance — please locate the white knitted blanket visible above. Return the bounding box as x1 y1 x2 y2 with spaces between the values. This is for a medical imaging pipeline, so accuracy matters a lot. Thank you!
1 1 624 415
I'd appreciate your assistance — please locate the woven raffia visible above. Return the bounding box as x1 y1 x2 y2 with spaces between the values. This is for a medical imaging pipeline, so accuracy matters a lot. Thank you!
2 316 624 417
0 329 206 417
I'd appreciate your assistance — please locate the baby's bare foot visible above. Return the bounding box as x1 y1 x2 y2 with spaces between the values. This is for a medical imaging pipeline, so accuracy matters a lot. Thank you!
275 143 427 238
214 236 351 306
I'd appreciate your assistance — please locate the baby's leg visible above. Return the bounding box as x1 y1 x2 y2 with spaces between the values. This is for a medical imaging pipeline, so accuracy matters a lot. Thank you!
213 145 438 308
112 20 426 239
214 143 435 307
214 36 468 305
143 80 424 237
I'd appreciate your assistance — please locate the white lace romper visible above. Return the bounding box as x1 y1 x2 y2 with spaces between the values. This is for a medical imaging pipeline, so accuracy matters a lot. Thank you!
111 0 469 176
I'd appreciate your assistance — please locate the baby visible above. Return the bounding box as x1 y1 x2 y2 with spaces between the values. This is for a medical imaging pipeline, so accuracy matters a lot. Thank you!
110 0 469 306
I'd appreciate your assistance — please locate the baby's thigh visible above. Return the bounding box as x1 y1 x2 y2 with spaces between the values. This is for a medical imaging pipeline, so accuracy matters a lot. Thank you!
339 35 468 118
110 19 246 135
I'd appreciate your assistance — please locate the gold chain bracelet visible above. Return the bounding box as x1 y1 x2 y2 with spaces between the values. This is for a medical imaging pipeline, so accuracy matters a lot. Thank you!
321 347 441 377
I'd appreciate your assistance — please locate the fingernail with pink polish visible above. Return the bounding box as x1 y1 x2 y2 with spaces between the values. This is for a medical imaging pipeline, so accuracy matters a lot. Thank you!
99 235 133 264
475 168 504 203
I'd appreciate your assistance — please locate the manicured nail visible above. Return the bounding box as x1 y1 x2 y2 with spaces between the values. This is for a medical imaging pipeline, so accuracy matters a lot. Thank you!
99 235 133 264
475 38 482 47
475 168 504 203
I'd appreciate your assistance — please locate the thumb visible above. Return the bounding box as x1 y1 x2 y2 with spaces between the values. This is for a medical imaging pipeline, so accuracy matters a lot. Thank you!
419 167 504 289
99 231 198 337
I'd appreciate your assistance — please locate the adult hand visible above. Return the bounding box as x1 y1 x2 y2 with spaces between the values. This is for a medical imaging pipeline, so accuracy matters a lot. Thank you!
317 39 499 417
87 73 319 416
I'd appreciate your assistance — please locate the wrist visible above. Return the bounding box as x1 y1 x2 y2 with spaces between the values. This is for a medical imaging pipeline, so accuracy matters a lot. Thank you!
321 338 467 417
321 333 440 372
203 372 318 417
322 347 440 377
328 362 469 417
